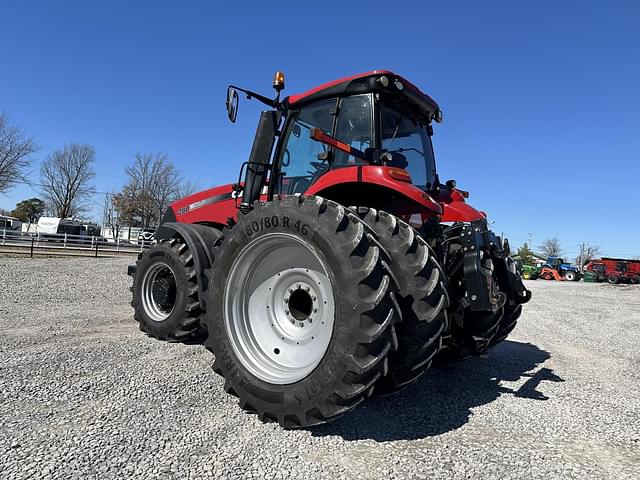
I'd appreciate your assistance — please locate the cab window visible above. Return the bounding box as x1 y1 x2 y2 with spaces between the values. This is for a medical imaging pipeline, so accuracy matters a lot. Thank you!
333 94 373 166
380 105 436 190
276 99 336 195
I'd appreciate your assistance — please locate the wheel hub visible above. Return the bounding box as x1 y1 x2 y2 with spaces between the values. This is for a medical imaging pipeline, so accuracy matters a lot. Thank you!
141 262 177 322
284 281 317 325
152 277 175 307
224 233 335 385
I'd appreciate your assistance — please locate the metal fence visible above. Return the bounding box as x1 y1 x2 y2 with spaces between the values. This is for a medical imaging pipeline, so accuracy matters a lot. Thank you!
0 229 150 257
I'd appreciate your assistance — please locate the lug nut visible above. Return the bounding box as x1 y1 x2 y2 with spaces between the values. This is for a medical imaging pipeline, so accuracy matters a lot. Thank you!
285 310 290 315
299 322 304 327
312 296 316 301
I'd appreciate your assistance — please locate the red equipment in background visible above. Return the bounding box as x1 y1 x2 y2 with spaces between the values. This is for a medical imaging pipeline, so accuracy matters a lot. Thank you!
585 258 640 284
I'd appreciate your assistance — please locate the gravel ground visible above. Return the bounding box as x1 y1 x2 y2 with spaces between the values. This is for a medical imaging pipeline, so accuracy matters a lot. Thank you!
1 256 639 480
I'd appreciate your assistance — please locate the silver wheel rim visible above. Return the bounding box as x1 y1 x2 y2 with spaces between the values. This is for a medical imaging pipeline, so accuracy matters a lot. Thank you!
224 233 335 385
141 262 177 322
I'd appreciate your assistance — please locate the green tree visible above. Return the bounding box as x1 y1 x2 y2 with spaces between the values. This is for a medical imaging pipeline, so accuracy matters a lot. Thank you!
11 197 45 223
517 242 535 265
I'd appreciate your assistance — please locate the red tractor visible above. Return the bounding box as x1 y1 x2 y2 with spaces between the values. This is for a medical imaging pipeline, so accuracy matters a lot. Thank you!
129 71 531 427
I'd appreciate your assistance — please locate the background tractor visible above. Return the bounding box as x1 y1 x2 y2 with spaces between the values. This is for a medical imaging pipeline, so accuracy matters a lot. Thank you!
520 264 540 280
129 71 531 427
540 256 581 281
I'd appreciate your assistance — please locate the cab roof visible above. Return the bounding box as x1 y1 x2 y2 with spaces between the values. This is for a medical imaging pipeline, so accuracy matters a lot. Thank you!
284 70 440 121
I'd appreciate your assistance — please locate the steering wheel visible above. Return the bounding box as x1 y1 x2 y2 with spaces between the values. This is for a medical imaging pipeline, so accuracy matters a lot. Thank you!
306 160 329 185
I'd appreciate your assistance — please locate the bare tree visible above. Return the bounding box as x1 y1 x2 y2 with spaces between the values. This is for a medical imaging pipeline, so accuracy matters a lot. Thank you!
0 112 38 194
576 242 601 266
40 144 96 218
119 153 180 228
539 238 563 257
103 192 123 242
176 178 200 199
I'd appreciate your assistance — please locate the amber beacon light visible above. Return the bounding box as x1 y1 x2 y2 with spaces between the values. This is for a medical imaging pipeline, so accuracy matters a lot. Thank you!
273 71 285 92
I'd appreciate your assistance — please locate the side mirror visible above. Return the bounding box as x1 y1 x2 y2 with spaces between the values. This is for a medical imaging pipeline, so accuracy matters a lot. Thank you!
226 87 239 123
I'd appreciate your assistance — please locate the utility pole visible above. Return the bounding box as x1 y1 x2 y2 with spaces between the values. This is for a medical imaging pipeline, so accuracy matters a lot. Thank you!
578 242 586 271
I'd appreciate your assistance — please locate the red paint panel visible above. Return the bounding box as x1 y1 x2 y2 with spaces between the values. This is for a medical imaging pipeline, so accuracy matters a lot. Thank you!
361 166 442 214
170 183 238 226
287 70 392 105
304 166 359 193
305 166 442 216
435 189 486 222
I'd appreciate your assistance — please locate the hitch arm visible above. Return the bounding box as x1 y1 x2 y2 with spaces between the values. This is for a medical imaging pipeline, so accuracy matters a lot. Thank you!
309 128 365 160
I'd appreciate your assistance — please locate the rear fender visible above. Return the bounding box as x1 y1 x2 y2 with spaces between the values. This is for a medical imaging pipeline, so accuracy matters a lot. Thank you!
305 165 442 217
156 222 223 310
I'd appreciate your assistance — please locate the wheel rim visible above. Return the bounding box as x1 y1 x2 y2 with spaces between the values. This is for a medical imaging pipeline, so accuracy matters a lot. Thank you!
141 262 177 322
224 233 335 385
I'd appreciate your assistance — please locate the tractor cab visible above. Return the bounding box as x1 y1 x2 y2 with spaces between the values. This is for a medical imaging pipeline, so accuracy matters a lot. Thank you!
226 71 444 215
589 262 606 275
545 256 564 270
274 75 440 195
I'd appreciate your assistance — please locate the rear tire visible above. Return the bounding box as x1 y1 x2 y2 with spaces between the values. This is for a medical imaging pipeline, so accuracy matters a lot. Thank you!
205 196 397 427
132 238 203 341
489 256 525 347
490 303 522 346
353 208 447 395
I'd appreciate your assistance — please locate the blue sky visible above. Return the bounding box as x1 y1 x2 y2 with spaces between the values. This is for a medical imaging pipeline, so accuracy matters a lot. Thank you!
1 1 639 259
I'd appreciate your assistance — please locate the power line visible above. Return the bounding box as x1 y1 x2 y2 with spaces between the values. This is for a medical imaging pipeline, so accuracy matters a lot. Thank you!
29 144 218 180
6 178 117 197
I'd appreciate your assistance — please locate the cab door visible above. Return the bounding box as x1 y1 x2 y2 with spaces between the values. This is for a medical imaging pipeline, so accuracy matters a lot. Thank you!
273 99 337 195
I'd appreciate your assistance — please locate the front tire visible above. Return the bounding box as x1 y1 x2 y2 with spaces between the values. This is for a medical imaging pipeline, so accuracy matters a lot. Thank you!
564 271 576 281
206 196 397 427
